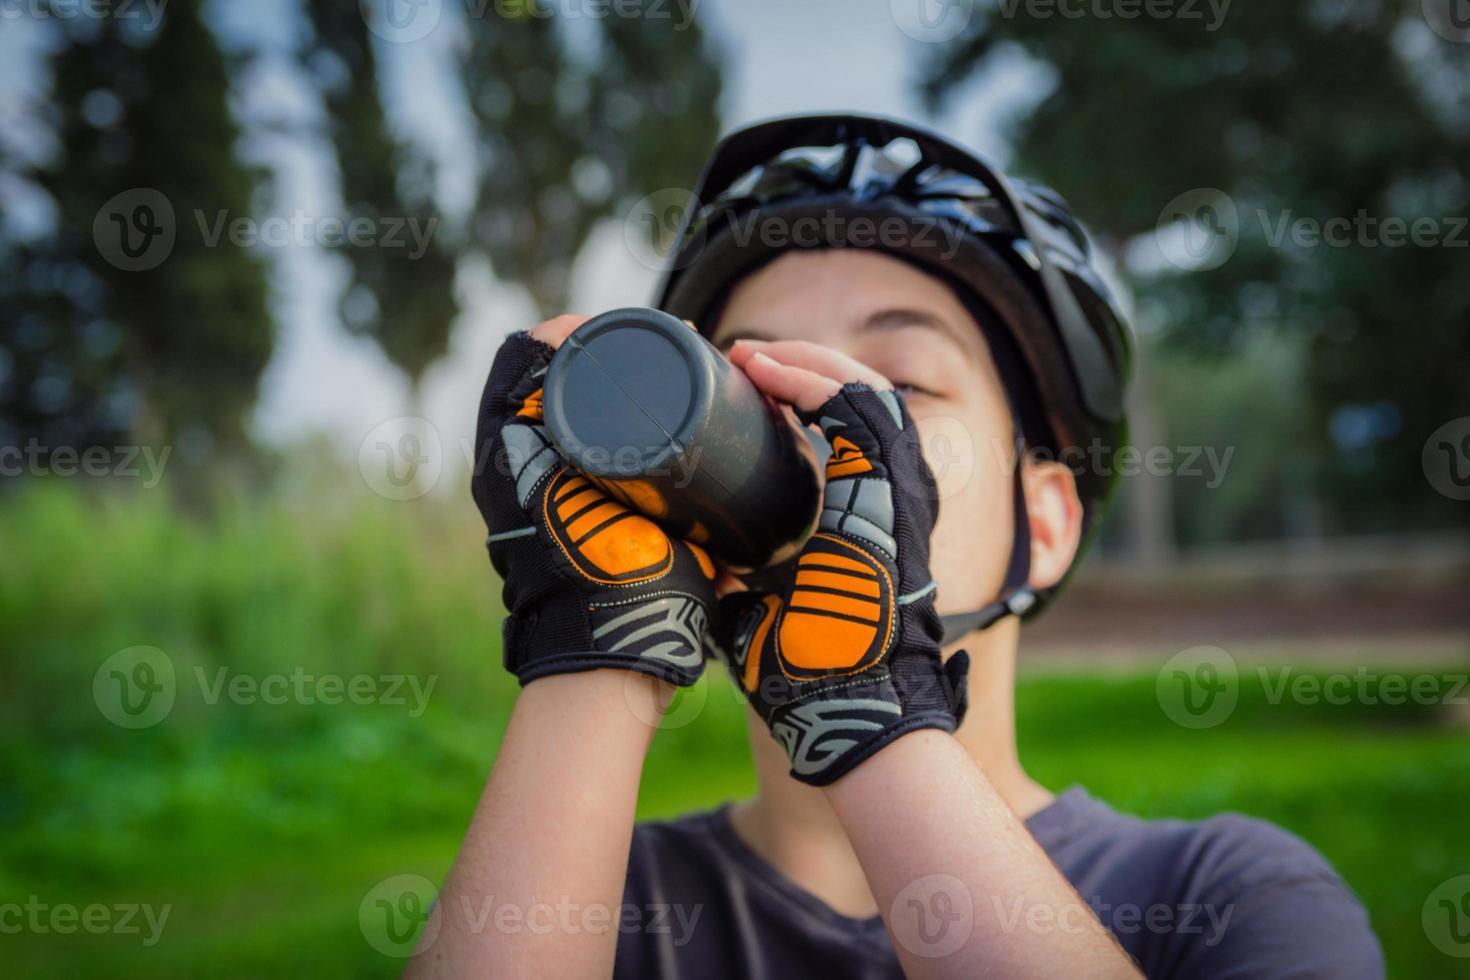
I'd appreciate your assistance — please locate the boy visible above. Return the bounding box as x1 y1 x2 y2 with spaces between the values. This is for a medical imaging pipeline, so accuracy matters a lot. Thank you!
417 115 1383 978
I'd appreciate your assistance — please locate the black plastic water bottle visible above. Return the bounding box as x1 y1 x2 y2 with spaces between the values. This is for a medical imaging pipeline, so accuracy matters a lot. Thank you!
541 307 822 569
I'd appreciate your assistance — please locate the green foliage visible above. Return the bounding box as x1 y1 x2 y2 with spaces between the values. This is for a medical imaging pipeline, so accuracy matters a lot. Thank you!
2 485 1465 977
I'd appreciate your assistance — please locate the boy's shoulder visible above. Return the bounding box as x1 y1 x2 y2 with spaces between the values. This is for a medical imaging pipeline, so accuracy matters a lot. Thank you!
1032 786 1346 897
1025 787 1384 978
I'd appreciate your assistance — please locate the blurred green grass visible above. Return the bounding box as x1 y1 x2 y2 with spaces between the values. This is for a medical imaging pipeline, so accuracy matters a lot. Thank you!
2 485 1466 977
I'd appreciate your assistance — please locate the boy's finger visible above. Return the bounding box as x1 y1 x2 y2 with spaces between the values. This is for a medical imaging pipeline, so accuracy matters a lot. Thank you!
730 338 891 391
741 351 843 413
528 313 592 348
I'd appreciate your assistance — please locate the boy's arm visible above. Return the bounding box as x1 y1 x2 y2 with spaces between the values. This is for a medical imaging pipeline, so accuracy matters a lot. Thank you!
406 671 664 978
727 339 1141 978
409 315 718 975
825 729 1140 979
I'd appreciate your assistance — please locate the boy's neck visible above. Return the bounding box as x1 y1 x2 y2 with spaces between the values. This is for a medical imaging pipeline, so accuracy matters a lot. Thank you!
729 621 1052 919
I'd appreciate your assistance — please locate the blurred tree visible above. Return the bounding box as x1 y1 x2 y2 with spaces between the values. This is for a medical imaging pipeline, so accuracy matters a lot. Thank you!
1 0 273 477
5 1 723 476
298 1 722 399
921 1 1470 542
298 4 459 408
460 1 723 316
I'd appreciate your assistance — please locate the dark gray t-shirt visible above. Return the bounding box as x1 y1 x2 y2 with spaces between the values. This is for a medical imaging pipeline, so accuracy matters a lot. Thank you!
614 787 1384 979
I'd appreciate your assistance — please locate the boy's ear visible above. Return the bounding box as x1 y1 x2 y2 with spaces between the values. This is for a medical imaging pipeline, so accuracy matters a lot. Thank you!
1022 459 1085 591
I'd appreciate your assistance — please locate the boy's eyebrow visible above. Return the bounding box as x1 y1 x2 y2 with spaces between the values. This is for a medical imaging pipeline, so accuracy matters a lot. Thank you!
861 307 965 344
712 308 967 351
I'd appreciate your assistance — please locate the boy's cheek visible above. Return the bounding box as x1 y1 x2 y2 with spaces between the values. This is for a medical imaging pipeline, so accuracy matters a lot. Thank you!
913 411 995 504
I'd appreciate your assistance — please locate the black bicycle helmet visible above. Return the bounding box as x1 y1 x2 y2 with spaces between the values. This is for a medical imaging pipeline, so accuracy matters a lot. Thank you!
653 113 1132 636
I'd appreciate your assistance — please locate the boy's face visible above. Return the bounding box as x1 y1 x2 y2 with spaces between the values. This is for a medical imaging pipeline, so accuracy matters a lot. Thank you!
710 248 1071 616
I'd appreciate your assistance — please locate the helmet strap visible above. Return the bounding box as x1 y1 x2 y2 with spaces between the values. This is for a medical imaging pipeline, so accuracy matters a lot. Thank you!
939 432 1036 644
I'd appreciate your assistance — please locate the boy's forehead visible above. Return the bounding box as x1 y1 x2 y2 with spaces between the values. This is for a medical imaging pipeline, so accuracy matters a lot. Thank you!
709 250 981 355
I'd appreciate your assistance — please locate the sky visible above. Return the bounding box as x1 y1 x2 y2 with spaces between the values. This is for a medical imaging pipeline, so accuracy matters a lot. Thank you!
0 0 1043 489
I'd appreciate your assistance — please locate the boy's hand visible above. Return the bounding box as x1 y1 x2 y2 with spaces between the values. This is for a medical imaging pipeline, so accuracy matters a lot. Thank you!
471 317 718 687
717 340 969 785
